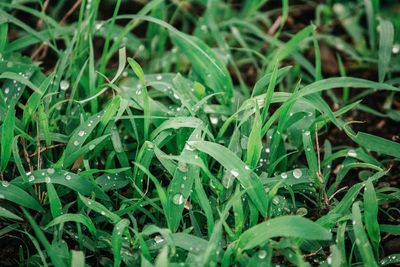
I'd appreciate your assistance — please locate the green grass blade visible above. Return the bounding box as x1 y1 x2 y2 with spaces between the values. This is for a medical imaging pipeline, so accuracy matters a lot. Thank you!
0 182 43 212
0 106 15 171
378 19 394 83
352 201 378 267
112 219 130 267
22 208 66 267
363 179 380 254
45 214 97 236
236 215 332 251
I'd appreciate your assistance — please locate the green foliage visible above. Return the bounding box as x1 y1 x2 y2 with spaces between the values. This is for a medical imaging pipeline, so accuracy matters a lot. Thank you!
0 0 399 266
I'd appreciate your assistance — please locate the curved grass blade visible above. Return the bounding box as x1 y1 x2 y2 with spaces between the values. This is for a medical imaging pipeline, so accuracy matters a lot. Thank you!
45 214 97 236
351 132 400 159
236 215 332 251
0 182 43 212
14 169 108 200
0 206 23 221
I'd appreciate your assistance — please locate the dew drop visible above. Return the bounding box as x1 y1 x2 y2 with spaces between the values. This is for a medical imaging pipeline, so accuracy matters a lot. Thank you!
73 140 80 146
29 175 35 182
156 74 163 81
304 131 310 136
45 176 51 183
296 207 308 216
101 211 106 215
210 116 219 125
154 235 164 244
230 169 239 177
2 181 9 187
392 44 400 54
78 130 85 137
65 175 72 180
47 168 55 174
244 165 250 170
172 194 184 205
347 149 357 158
293 168 302 179
95 23 102 31
258 250 267 259
333 3 345 14
184 143 195 151
280 172 288 179
4 88 9 94
178 162 188 172
60 80 70 91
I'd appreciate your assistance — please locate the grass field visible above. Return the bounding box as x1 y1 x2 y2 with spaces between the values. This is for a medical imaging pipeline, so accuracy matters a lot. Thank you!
0 0 400 266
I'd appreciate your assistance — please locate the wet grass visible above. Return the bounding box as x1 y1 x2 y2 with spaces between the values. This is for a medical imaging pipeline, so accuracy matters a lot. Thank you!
0 0 400 266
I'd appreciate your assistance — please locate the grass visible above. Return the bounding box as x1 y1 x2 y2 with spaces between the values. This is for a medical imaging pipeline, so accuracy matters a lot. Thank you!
0 0 400 266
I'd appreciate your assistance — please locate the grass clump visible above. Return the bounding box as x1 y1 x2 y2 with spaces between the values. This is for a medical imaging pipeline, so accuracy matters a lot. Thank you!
0 0 400 266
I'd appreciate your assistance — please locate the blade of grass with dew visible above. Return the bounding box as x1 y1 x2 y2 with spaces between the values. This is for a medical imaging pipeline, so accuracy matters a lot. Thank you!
63 134 110 167
352 201 378 267
79 194 120 224
188 141 269 216
61 110 104 166
112 219 130 267
127 57 149 140
13 169 108 200
45 214 97 236
302 129 318 182
169 30 233 104
246 102 262 169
